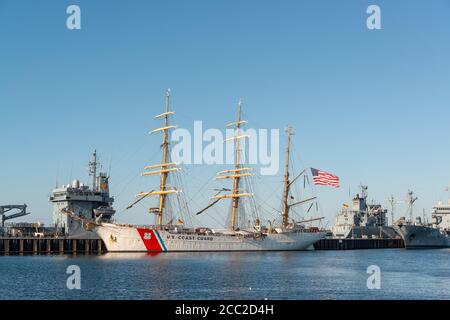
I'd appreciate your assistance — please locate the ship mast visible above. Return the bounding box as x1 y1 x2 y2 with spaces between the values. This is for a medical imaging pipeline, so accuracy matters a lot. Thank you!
278 127 318 229
231 103 243 230
407 190 418 225
213 100 253 231
282 126 292 228
157 91 171 226
140 89 179 229
89 150 98 191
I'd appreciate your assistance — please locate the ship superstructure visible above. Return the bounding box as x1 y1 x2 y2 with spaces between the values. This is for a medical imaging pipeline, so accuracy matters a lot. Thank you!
396 195 450 248
431 201 450 231
50 151 115 238
93 90 326 252
332 186 397 239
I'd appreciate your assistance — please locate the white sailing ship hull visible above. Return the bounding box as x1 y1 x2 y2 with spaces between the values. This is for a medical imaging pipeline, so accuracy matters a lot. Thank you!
95 223 326 252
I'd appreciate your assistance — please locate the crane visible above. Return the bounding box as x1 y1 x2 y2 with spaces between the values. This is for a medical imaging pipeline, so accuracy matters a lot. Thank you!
0 204 30 227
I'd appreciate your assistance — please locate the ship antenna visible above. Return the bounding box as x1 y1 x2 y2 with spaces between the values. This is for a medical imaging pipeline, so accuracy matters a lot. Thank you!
89 150 98 191
282 126 293 228
55 162 60 188
108 157 112 178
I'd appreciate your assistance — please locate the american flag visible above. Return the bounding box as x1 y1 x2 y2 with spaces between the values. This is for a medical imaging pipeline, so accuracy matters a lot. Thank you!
310 168 340 188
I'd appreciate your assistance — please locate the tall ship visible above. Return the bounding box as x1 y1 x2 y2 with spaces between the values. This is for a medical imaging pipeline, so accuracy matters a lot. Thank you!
332 186 398 239
396 192 450 248
50 150 115 239
93 90 326 252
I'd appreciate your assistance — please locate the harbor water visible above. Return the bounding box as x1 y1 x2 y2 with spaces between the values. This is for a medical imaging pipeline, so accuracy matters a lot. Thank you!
1 249 449 300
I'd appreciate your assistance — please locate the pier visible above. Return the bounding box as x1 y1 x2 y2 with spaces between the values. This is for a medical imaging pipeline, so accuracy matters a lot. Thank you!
0 237 405 254
0 238 106 254
314 238 404 250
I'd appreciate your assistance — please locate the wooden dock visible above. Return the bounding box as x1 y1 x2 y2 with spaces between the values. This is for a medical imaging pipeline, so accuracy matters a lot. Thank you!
0 238 106 254
314 238 404 250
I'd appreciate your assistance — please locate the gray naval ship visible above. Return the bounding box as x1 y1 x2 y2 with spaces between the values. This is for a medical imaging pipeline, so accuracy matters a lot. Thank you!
396 192 450 248
49 150 115 239
332 185 398 239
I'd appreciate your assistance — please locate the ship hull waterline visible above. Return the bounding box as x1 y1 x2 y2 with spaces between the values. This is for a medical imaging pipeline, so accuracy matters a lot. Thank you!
395 224 450 248
94 223 326 252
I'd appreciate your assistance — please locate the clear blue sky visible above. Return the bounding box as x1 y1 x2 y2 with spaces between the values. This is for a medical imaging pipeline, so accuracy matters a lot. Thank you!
1 0 450 227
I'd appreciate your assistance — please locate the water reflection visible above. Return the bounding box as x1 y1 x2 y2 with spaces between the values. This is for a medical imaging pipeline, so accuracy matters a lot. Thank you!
98 252 163 260
1 250 449 299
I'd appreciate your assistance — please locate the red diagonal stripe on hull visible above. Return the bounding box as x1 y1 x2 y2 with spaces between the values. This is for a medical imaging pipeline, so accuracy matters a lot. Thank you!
137 228 163 252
